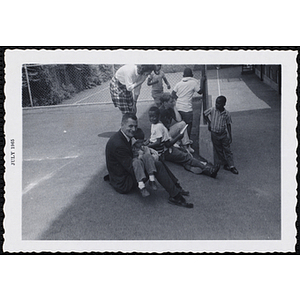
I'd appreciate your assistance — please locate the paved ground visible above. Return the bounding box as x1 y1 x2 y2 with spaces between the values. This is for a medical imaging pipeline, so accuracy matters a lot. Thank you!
22 66 281 241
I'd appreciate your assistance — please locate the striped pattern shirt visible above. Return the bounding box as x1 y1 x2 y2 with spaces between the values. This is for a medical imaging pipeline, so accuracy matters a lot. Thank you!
204 107 232 133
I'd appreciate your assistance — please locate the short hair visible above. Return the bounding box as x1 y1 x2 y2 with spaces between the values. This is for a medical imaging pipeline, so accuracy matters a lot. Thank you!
121 113 137 125
149 106 160 116
133 128 145 140
216 95 227 105
183 67 193 77
160 92 172 103
140 64 156 74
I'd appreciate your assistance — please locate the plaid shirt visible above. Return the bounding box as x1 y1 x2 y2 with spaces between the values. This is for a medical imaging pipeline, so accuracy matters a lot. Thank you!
204 107 232 133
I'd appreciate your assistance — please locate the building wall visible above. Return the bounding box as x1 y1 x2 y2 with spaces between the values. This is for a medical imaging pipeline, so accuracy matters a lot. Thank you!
254 65 281 94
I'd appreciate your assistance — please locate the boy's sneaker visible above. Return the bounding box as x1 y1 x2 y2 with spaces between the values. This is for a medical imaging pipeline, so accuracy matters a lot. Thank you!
210 164 220 178
140 187 150 197
149 181 158 191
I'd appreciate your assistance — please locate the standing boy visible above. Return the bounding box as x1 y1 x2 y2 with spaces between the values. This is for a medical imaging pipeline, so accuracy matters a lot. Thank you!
172 67 205 138
204 95 238 174
147 65 171 107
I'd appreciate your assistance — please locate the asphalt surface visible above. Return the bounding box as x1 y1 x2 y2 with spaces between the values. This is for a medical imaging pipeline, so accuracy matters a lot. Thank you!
22 66 281 241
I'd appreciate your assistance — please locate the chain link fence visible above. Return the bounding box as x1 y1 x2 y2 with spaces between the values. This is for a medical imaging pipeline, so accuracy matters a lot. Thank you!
22 64 205 107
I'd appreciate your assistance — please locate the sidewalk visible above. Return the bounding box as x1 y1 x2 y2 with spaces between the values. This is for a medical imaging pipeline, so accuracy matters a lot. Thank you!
22 65 281 244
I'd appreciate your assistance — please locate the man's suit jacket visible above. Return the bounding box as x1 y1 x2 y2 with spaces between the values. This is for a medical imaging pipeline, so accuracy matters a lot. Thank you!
105 130 136 194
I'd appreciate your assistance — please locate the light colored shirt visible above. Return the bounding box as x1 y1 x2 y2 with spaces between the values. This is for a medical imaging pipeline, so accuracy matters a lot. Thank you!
204 107 232 133
173 77 200 112
150 122 171 154
150 122 170 143
115 64 147 97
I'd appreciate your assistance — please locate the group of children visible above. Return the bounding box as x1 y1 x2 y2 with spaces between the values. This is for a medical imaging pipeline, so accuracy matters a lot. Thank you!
131 65 238 197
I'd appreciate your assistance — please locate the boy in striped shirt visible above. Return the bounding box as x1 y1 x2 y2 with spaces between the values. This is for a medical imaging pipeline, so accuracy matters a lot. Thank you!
204 95 238 174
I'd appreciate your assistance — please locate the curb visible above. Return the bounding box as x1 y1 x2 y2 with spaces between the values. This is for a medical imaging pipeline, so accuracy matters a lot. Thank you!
22 99 155 110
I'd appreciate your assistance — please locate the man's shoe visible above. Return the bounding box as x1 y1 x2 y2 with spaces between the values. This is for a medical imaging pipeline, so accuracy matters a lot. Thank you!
210 164 220 178
149 181 158 191
180 189 190 196
230 167 239 174
140 188 150 197
224 165 239 174
224 164 231 171
175 183 190 196
168 194 193 208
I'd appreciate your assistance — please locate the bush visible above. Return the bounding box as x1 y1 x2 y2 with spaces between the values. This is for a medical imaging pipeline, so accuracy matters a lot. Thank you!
22 64 115 107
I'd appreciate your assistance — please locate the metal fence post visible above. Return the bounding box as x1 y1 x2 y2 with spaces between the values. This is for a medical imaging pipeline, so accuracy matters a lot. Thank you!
199 64 214 163
24 64 34 107
112 64 115 76
200 65 209 124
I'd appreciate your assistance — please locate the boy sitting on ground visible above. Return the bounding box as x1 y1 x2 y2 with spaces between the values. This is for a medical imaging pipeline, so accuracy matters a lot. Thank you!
132 128 159 197
147 106 220 178
159 92 194 154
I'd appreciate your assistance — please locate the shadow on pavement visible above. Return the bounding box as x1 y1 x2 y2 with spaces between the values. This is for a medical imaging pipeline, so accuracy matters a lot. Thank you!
240 72 281 110
98 132 116 138
38 165 202 240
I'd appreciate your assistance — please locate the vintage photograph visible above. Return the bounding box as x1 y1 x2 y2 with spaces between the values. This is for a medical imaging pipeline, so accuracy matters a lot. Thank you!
3 49 297 252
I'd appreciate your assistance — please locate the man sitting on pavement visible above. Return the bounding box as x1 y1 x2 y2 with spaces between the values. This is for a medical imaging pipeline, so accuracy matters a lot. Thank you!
105 113 193 208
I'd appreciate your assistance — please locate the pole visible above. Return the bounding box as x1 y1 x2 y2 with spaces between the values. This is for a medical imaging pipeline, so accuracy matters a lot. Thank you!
24 64 34 107
201 65 209 123
112 64 115 76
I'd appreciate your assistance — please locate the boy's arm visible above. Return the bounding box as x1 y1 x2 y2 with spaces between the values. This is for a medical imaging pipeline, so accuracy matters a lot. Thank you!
173 106 182 122
147 74 159 86
148 137 163 149
149 131 184 150
203 108 211 131
227 123 232 143
204 115 211 131
165 132 184 148
197 75 206 94
147 79 159 86
171 90 178 100
162 74 171 89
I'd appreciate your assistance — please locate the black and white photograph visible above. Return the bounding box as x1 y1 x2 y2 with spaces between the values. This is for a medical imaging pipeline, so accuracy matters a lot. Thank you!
3 49 297 253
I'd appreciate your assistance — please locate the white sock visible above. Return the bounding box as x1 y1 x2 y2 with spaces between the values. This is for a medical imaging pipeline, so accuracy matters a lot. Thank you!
149 175 155 181
138 181 145 189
